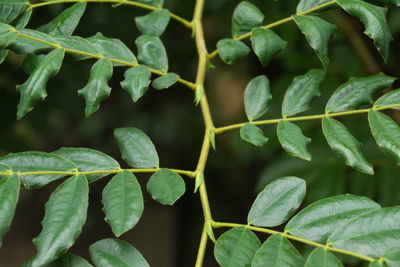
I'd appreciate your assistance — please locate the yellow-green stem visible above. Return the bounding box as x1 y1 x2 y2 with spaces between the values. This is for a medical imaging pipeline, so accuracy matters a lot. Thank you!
194 225 208 267
208 0 337 59
212 221 375 262
27 0 193 28
215 104 400 134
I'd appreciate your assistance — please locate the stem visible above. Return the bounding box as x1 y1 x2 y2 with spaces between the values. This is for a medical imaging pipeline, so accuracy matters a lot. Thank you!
214 104 400 134
194 226 208 267
212 221 376 262
208 0 337 59
13 31 197 90
27 0 193 28
0 168 196 178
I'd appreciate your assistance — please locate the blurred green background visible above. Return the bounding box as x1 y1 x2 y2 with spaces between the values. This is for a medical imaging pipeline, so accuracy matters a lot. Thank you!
0 0 399 266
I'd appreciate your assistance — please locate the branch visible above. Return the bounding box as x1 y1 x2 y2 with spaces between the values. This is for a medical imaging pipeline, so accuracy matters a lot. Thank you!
27 0 193 28
9 27 197 89
214 104 400 134
0 167 196 178
212 221 376 262
208 0 337 59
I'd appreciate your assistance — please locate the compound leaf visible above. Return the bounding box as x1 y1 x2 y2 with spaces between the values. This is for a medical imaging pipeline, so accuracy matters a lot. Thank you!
102 171 144 237
28 175 88 267
147 169 185 205
277 121 311 161
374 89 400 110
231 1 264 37
328 207 400 258
304 248 343 267
16 48 65 119
114 127 159 168
285 194 380 242
250 28 287 67
326 73 395 113
53 147 120 183
0 23 17 49
240 123 268 147
151 73 179 90
135 9 170 36
0 151 76 189
252 234 304 267
88 33 137 66
368 110 400 165
135 35 168 72
8 29 57 54
120 66 151 102
248 176 306 227
282 69 325 117
78 57 113 117
37 2 86 36
54 35 100 60
293 15 336 68
217 38 250 64
214 227 261 267
337 0 392 61
244 75 271 121
0 174 20 247
322 117 374 175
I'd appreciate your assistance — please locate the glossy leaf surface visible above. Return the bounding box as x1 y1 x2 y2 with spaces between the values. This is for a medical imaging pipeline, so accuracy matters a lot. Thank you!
217 39 250 64
231 1 264 37
120 66 151 102
248 176 306 227
304 248 343 267
244 75 271 121
0 174 20 247
374 89 400 109
250 28 286 66
42 253 93 267
135 9 170 36
135 35 168 72
151 73 179 90
277 121 311 161
147 169 185 205
240 123 268 147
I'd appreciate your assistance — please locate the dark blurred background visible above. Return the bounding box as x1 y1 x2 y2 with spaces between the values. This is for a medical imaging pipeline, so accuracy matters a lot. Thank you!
0 0 399 266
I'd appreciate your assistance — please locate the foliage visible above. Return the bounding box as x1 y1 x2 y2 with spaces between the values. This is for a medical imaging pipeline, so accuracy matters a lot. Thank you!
0 0 399 266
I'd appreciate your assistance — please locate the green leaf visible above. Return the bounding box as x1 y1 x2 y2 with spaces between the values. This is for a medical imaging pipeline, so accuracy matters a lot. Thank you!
252 234 304 267
87 32 137 65
296 0 337 12
250 28 286 66
248 176 306 227
89 238 149 267
322 117 374 175
244 75 271 121
78 57 113 117
231 1 264 37
16 48 64 119
0 23 17 49
102 171 144 237
368 110 400 165
0 151 76 189
293 15 336 68
135 35 168 72
326 73 395 113
0 174 20 247
337 0 392 61
285 194 380 242
374 89 400 110
53 147 120 183
369 262 385 267
135 0 163 7
151 73 179 90
304 248 343 267
0 163 11 173
328 207 400 258
135 9 170 36
217 38 250 64
384 250 400 267
240 123 268 147
28 175 88 267
8 29 57 54
12 9 32 30
0 0 26 24
147 169 185 205
22 54 46 74
0 48 8 63
54 35 100 60
282 69 325 117
120 66 151 102
277 121 311 161
37 2 86 36
42 253 93 267
214 227 261 267
114 127 159 168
